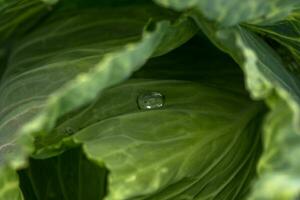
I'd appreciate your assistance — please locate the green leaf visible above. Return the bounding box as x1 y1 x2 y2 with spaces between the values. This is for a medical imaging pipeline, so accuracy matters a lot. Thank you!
237 12 300 199
18 147 107 200
244 10 300 75
0 0 53 47
0 3 196 197
191 12 300 103
191 12 300 200
40 0 57 4
73 79 264 200
249 98 300 200
5 1 299 199
32 33 263 199
32 33 243 157
0 166 22 200
154 0 300 26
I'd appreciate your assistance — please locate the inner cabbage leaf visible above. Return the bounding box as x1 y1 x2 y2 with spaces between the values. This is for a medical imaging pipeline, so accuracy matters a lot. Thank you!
17 36 266 199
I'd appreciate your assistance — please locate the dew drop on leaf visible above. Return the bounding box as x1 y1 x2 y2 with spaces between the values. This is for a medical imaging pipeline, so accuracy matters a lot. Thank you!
137 92 165 110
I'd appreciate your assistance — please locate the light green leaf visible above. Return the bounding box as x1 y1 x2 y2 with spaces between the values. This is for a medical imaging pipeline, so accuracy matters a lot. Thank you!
0 166 22 200
0 2 197 198
73 79 264 200
33 33 245 157
192 12 300 200
5 1 300 199
249 98 300 200
0 21 169 199
245 10 300 75
154 0 300 26
192 12 300 106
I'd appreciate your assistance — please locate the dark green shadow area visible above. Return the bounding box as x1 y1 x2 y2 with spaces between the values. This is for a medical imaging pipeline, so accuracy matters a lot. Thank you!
18 147 108 200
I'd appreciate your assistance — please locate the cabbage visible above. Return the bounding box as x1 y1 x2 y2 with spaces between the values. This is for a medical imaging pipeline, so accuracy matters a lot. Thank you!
0 0 300 199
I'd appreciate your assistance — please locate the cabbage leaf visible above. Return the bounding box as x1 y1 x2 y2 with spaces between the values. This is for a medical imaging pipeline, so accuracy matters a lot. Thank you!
1 0 300 200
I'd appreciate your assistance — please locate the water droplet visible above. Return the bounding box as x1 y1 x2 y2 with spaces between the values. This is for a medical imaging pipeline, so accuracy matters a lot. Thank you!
64 127 75 136
137 92 165 110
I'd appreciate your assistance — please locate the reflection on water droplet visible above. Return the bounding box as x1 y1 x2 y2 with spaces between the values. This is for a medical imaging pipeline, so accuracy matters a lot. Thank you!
64 127 75 136
137 92 165 110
